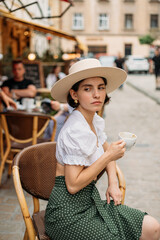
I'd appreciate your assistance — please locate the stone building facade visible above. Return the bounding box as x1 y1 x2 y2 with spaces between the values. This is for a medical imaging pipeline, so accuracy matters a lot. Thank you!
60 0 160 57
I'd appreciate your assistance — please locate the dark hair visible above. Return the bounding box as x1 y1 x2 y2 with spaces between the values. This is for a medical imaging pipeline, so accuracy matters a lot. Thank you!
67 77 110 108
52 65 60 73
12 60 24 67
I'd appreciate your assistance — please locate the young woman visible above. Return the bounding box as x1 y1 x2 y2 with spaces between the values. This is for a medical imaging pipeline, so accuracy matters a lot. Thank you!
45 59 160 240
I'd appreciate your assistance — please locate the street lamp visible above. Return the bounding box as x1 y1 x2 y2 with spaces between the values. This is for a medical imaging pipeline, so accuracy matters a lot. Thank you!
28 52 36 61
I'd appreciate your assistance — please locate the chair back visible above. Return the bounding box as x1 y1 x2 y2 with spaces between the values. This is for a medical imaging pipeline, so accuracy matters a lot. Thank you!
1 111 56 144
13 142 57 200
6 114 47 140
0 111 57 185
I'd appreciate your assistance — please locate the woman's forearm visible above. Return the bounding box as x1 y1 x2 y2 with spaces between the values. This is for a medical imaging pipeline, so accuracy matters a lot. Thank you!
65 140 125 194
105 161 118 186
65 152 112 194
103 141 118 186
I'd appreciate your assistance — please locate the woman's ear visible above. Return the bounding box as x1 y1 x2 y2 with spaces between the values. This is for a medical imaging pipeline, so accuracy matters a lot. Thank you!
69 89 78 100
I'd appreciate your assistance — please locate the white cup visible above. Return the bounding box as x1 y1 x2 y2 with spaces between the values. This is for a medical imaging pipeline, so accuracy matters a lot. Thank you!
118 132 137 151
22 98 34 112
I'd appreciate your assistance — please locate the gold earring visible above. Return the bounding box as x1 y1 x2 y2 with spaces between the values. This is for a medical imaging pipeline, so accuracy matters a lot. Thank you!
74 99 78 104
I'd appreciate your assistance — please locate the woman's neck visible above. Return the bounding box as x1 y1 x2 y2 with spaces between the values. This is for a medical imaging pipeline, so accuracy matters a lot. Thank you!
76 106 95 127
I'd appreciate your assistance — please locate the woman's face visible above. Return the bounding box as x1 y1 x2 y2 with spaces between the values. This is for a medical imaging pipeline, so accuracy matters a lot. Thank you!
70 77 106 113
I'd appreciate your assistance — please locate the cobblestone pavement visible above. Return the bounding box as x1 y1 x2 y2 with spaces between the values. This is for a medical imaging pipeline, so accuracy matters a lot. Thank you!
0 74 160 239
126 73 160 104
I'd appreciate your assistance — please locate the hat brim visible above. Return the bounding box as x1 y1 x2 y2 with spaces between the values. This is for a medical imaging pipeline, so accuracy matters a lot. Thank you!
51 66 127 103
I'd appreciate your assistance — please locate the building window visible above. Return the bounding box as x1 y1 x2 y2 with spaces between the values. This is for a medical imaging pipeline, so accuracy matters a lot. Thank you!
125 44 132 56
125 14 133 29
99 14 109 30
150 14 159 28
72 13 84 30
88 46 107 56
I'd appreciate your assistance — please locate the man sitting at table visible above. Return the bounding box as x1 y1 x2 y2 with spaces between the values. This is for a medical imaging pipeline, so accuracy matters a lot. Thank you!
1 60 37 103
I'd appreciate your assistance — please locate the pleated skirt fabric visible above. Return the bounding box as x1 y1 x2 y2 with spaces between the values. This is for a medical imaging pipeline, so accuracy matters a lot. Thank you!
45 176 147 240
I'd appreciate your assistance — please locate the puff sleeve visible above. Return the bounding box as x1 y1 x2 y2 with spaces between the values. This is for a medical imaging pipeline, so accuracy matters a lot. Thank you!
56 122 97 166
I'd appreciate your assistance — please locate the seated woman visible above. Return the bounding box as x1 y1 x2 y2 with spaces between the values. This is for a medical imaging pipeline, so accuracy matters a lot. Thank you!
45 58 160 240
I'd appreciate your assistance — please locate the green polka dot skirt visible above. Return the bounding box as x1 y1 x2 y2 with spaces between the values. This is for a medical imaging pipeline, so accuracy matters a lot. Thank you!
45 176 147 240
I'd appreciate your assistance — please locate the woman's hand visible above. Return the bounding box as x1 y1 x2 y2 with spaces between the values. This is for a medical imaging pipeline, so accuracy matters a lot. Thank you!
106 140 126 162
106 183 122 205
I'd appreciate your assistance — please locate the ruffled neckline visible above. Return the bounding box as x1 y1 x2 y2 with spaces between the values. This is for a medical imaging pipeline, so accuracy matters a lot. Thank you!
73 110 105 147
73 110 104 131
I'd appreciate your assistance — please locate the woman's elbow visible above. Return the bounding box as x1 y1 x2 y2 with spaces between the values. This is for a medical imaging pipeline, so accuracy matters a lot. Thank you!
66 183 79 195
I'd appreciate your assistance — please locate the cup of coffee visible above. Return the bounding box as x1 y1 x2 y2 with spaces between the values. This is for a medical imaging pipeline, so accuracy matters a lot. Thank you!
22 98 34 112
118 132 137 151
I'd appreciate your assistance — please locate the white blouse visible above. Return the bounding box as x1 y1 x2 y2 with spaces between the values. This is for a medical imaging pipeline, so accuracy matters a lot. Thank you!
56 110 107 167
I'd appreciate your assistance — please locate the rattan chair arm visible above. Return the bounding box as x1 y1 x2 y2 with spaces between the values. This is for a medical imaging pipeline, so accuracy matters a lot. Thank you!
0 120 4 158
50 117 57 141
0 115 11 185
0 144 10 185
116 165 126 204
1 115 11 148
12 165 37 240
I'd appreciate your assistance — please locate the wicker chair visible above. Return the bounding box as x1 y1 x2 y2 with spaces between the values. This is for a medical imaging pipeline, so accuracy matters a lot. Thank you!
12 141 126 240
0 111 57 185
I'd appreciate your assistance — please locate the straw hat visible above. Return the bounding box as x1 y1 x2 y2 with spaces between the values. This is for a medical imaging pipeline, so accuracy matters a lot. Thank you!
51 58 127 102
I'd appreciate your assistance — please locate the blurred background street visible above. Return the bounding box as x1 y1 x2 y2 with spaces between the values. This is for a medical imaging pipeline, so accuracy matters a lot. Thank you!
97 73 160 223
0 73 160 239
0 0 160 239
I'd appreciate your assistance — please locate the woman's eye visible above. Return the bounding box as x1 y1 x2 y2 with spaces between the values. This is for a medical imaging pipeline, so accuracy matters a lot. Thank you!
99 86 105 90
84 88 90 91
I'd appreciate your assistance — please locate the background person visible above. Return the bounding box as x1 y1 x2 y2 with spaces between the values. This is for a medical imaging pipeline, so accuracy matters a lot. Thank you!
114 52 126 89
1 60 37 103
45 58 160 240
46 65 66 90
151 48 160 90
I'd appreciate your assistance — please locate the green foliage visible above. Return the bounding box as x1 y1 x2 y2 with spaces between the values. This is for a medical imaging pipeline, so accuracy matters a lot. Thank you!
1 46 14 77
42 50 54 62
139 35 155 45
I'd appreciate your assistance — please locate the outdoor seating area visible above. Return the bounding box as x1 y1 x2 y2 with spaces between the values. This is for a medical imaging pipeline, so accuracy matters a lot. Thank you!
1 0 160 239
